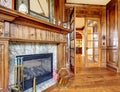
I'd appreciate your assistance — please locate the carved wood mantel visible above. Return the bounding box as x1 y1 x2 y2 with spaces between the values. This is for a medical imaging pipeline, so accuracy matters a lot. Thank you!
0 5 72 91
0 5 72 34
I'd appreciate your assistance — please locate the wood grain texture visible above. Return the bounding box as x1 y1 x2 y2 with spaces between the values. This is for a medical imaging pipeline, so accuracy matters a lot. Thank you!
106 0 119 71
48 68 120 92
0 5 72 35
57 43 66 70
0 41 8 91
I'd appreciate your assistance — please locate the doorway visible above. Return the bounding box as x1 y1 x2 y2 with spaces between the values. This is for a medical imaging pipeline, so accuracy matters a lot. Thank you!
75 17 101 68
85 18 101 67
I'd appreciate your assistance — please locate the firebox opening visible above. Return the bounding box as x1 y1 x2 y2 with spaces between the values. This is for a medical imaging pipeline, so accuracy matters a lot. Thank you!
16 53 53 91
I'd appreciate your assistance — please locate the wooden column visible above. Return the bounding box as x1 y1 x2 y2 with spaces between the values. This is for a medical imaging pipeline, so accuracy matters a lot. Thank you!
54 0 65 24
118 0 120 72
101 7 107 67
12 0 14 10
57 43 66 71
0 41 8 91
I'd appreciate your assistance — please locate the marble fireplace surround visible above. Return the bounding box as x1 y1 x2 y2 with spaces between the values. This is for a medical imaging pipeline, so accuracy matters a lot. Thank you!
9 42 57 92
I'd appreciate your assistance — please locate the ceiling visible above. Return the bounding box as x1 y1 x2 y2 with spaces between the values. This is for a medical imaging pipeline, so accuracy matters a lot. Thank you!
66 0 111 5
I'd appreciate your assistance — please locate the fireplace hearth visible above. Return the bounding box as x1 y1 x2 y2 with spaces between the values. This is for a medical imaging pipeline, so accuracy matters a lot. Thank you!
16 53 53 91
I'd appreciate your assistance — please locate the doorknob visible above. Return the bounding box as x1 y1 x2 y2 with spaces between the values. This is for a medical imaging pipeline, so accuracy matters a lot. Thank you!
86 47 89 50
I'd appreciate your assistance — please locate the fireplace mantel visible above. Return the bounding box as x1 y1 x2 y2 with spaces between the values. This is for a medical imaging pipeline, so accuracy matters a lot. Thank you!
0 5 72 35
0 5 70 91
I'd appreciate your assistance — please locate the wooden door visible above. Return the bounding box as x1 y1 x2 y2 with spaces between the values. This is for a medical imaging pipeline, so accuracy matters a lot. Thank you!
0 41 8 90
85 18 101 67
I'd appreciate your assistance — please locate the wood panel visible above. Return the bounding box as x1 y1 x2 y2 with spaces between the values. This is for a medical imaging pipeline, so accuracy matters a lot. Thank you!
66 4 105 18
0 41 8 90
54 0 66 24
100 6 106 67
106 0 119 70
57 43 66 70
29 27 36 40
8 23 67 43
4 22 10 37
0 22 4 37
118 0 120 72
0 5 72 35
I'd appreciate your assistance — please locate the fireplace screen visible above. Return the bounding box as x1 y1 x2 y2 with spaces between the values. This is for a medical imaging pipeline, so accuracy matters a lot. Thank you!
16 53 53 91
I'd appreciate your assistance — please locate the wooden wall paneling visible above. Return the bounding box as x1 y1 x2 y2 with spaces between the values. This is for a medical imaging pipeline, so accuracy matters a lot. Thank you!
12 23 19 38
15 24 19 38
54 0 59 22
22 25 29 39
0 22 4 37
18 25 23 39
47 31 50 41
48 31 51 41
39 29 43 40
29 27 36 40
0 44 4 88
36 29 41 40
54 33 57 42
50 32 53 41
45 31 48 41
10 23 18 38
42 30 46 41
54 0 65 24
62 34 66 42
75 6 102 18
57 43 66 70
60 0 65 23
55 33 58 42
118 0 120 72
0 41 8 90
54 33 56 42
106 0 119 70
57 33 60 42
60 34 63 42
100 7 107 67
4 22 10 37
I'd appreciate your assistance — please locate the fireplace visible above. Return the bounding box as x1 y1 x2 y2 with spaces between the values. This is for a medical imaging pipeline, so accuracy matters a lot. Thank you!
9 42 57 92
16 53 53 91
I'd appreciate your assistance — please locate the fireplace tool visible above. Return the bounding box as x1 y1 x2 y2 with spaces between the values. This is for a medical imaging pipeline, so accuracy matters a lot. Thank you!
32 76 36 92
11 57 24 92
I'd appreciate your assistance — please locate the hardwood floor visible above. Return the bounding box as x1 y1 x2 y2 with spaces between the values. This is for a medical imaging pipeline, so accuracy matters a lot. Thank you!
49 68 120 92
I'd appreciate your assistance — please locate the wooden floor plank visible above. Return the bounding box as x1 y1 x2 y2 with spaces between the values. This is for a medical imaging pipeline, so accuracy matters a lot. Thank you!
48 68 120 92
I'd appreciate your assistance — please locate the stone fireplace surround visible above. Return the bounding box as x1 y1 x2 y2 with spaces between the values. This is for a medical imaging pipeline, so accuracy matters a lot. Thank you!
9 42 57 92
0 6 72 91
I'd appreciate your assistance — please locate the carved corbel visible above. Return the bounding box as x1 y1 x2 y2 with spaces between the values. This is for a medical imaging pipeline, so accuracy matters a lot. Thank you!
0 22 3 35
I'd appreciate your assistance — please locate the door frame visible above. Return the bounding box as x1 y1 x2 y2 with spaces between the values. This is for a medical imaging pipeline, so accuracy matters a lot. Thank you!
84 17 101 67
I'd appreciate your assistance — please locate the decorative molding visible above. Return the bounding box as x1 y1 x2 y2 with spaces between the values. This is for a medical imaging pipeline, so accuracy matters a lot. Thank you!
0 5 72 34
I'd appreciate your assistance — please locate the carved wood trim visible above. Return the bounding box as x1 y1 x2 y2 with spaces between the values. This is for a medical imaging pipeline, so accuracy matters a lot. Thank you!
0 5 72 34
